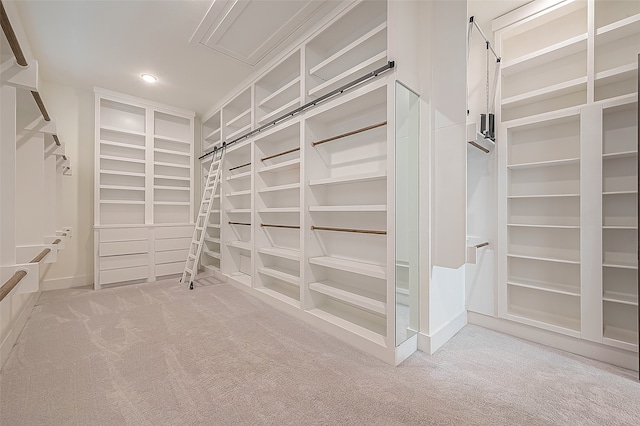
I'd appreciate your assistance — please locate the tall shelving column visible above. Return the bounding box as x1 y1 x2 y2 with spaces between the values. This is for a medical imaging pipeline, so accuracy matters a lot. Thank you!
221 141 253 286
303 80 389 346
253 120 302 307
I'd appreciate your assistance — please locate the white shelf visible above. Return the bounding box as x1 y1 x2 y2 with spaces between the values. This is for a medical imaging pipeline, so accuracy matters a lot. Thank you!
155 175 190 181
596 13 640 44
507 194 580 199
154 134 190 145
309 170 386 186
99 200 145 205
309 280 385 315
257 247 300 261
154 148 190 157
309 23 387 77
204 236 220 244
307 308 386 345
204 128 221 141
99 154 145 164
258 158 300 173
507 224 580 229
308 51 387 97
507 158 580 169
204 250 221 260
596 63 638 84
100 124 146 137
100 140 145 151
603 191 637 196
154 201 189 206
101 170 145 178
603 150 638 160
100 185 144 192
502 33 587 76
602 262 638 270
507 254 580 265
258 265 299 286
309 256 386 280
226 189 252 197
154 185 189 191
507 279 580 297
258 183 300 193
226 123 252 140
226 171 252 181
226 108 251 128
226 240 251 251
258 77 300 108
258 207 300 213
258 98 300 125
227 209 251 214
309 205 386 212
227 272 252 287
603 291 638 306
603 326 639 348
603 226 638 230
507 307 580 336
154 161 190 169
502 77 587 108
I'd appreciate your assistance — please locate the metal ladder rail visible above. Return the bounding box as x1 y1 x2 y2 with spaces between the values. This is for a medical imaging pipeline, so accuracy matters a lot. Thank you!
181 147 225 289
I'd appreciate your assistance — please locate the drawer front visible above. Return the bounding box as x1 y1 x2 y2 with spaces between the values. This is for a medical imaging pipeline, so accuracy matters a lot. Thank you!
100 227 148 242
100 265 148 285
155 225 194 239
100 240 149 256
100 253 148 271
155 237 191 252
155 261 184 277
155 249 189 265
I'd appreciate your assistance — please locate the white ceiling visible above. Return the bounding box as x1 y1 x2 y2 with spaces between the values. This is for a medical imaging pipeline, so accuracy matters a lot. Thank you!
11 0 531 117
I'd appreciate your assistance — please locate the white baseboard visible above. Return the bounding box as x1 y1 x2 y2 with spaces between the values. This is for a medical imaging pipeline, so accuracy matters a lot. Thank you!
41 275 90 291
418 309 467 354
0 292 38 370
468 312 639 372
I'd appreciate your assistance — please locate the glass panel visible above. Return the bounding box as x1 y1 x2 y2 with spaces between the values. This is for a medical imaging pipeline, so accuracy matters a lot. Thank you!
395 81 420 346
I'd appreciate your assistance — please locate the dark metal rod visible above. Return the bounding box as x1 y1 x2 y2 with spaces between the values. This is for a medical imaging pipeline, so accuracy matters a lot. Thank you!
229 162 251 172
228 221 251 226
311 121 386 147
0 270 27 303
0 0 28 66
31 248 51 263
199 61 395 160
31 91 51 122
261 147 300 162
468 141 490 154
469 16 500 61
260 224 300 229
311 225 386 235
474 242 489 248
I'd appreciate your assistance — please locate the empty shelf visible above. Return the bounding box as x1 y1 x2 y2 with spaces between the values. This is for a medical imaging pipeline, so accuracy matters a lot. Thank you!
226 189 252 197
501 33 587 76
309 280 386 315
258 77 300 108
507 158 580 169
100 124 146 137
308 51 388 97
259 158 301 173
309 205 386 212
507 279 580 297
309 256 386 280
603 291 638 306
227 272 251 287
258 265 300 286
309 171 386 186
226 123 252 140
502 77 587 108
226 209 251 214
507 254 580 265
100 154 145 164
226 171 252 181
154 134 190 145
258 183 301 193
258 207 300 213
257 247 300 261
226 108 251 127
100 140 145 151
259 98 300 125
226 240 251 251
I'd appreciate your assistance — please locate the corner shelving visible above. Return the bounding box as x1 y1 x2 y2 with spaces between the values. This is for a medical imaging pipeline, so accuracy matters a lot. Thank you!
255 51 301 125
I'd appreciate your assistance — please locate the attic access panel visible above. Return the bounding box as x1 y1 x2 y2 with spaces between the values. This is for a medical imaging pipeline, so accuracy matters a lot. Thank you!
191 0 327 66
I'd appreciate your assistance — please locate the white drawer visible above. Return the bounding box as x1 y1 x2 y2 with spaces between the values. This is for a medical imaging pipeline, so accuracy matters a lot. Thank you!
100 253 148 271
100 227 148 242
155 249 189 265
100 240 149 256
155 261 184 277
100 265 148 285
155 225 194 239
155 237 191 252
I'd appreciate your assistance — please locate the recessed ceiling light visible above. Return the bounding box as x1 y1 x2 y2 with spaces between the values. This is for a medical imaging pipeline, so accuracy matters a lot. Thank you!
141 73 157 83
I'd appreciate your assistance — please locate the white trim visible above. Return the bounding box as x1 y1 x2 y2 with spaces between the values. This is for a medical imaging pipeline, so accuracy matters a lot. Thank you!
94 87 195 118
468 312 639 371
40 275 90 291
417 309 467 354
0 292 39 370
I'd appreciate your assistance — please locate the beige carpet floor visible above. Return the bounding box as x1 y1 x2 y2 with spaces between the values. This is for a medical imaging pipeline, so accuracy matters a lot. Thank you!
1 277 639 425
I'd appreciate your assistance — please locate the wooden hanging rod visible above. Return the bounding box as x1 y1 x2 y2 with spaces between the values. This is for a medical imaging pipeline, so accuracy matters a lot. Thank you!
228 221 251 226
468 141 490 154
311 225 386 235
474 242 489 248
53 239 61 245
260 224 300 229
261 147 300 162
31 91 51 121
311 121 387 147
0 0 27 66
229 162 251 172
0 270 27 303
31 248 51 264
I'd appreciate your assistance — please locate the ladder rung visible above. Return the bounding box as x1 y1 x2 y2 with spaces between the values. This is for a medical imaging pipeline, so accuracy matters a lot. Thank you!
189 254 196 259
196 227 203 231
185 268 193 274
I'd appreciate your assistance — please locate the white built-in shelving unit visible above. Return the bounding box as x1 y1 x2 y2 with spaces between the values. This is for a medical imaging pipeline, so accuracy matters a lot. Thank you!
496 0 638 359
196 0 416 364
94 89 195 289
